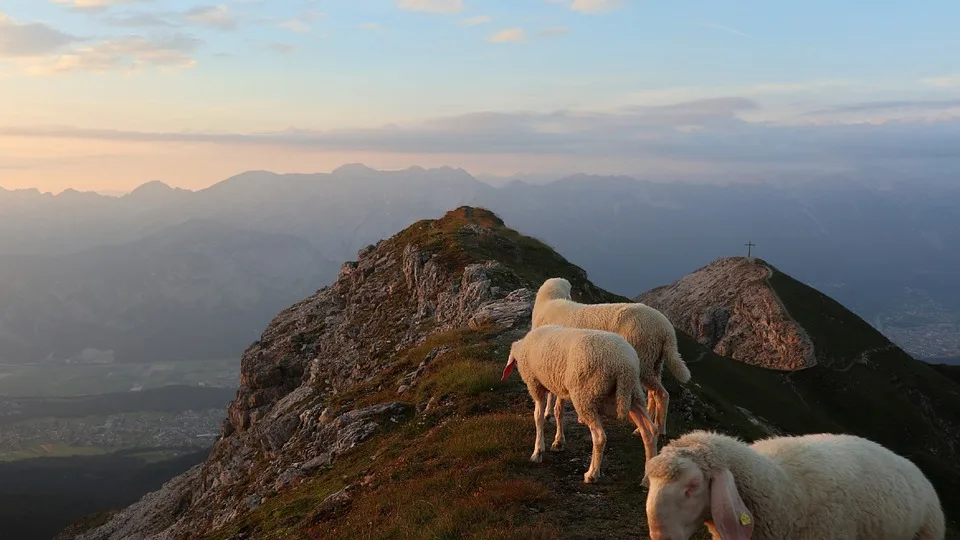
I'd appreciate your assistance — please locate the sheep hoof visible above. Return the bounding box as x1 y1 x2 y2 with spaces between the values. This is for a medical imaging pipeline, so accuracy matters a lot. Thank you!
641 474 650 488
584 471 599 484
530 452 543 463
550 441 564 452
632 428 643 437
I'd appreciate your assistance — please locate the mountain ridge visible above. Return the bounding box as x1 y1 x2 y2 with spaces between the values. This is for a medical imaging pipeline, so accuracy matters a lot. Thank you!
62 207 960 540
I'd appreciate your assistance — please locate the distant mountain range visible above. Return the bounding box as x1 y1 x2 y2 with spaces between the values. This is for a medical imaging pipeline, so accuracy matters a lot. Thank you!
2 164 958 364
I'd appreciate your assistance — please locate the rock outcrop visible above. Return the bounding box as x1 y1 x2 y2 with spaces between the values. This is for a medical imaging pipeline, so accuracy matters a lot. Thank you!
638 257 816 370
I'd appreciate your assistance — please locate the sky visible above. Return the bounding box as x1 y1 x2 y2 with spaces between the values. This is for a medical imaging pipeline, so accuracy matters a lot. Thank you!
2 0 960 193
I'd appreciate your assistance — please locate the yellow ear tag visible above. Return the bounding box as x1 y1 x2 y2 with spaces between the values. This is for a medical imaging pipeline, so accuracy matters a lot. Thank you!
739 513 752 526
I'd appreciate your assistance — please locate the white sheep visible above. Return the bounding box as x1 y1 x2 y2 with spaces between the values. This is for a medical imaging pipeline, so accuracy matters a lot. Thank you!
532 277 690 441
643 429 946 540
501 324 660 484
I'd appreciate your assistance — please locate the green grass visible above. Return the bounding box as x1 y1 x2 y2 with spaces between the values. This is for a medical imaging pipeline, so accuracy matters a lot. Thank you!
204 329 561 540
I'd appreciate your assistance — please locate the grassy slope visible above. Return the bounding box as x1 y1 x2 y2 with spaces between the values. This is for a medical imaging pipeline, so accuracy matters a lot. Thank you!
184 209 960 539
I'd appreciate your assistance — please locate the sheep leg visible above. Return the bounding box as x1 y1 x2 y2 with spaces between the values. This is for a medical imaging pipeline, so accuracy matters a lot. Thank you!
628 402 660 487
582 416 606 484
544 392 554 419
640 388 659 436
530 386 549 463
551 396 565 451
650 381 669 435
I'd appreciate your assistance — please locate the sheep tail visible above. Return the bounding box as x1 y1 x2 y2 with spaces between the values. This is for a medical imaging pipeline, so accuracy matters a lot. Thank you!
663 337 691 383
615 372 634 421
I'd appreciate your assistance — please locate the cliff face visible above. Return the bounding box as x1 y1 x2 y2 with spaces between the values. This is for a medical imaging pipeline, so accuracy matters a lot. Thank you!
65 209 960 540
637 257 816 370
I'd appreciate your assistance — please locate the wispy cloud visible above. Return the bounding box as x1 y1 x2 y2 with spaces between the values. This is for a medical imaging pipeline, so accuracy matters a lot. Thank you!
397 0 463 14
546 0 622 14
183 4 237 31
921 75 960 88
802 99 960 117
264 42 297 55
27 34 202 74
488 28 525 43
101 12 175 28
100 4 247 30
51 0 154 14
360 22 382 31
540 26 570 37
462 15 492 26
0 12 202 74
698 21 749 38
278 20 311 33
0 13 81 57
5 98 960 167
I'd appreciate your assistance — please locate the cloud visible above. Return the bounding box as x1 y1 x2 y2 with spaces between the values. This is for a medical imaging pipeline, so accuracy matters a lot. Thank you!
360 22 382 31
547 0 622 14
101 4 250 29
462 15 492 26
302 11 326 21
0 13 81 57
0 97 762 154
397 0 463 13
921 75 960 88
540 26 570 37
802 100 960 117
488 28 525 43
183 4 237 30
264 42 297 54
101 12 175 27
278 20 311 33
6 97 960 170
51 0 154 14
698 21 749 38
27 33 202 74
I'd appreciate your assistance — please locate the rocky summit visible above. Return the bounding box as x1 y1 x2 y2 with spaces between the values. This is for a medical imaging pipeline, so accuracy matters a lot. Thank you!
62 207 960 540
638 257 816 370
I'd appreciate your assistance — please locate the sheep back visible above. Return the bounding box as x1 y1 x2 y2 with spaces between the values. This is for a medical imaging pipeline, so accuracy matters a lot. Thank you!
512 325 643 418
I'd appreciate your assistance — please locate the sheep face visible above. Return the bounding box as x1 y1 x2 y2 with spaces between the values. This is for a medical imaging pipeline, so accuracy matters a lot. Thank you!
645 457 711 540
645 456 755 540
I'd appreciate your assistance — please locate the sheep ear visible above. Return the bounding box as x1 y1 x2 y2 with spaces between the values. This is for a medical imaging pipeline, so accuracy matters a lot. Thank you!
709 468 754 540
501 355 517 381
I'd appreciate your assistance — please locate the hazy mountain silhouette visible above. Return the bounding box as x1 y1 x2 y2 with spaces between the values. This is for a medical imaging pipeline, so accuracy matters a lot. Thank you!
0 219 336 364
1 165 958 363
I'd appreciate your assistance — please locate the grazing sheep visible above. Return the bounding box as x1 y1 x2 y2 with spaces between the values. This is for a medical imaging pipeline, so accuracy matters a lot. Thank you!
501 324 660 484
644 429 946 540
532 277 690 438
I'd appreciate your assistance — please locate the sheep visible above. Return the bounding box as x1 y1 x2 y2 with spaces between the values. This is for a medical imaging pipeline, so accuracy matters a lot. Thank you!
643 429 946 540
500 324 660 484
531 277 690 440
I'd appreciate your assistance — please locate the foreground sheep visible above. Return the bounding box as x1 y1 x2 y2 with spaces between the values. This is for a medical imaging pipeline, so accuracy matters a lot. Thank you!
644 430 946 540
532 277 690 438
501 324 660 483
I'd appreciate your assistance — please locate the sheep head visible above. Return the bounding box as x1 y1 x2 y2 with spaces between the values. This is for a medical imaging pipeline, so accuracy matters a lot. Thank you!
644 454 754 540
536 277 572 301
